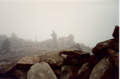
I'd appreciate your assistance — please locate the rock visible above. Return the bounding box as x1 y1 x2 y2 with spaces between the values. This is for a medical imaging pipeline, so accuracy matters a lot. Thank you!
60 65 80 79
106 49 119 69
60 50 90 58
27 62 58 79
112 25 119 39
92 39 119 59
90 56 114 79
41 51 65 67
13 70 27 79
16 56 41 71
0 62 15 74
17 56 41 64
65 56 89 65
77 62 92 79
106 49 119 79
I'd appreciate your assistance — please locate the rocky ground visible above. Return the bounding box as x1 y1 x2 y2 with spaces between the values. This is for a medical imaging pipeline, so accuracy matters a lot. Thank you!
0 25 119 79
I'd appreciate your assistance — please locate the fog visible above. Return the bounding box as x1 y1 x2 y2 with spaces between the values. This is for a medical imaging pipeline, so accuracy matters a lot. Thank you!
0 0 119 47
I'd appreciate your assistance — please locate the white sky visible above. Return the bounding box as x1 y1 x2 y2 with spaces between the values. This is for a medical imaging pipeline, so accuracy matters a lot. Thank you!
0 0 119 47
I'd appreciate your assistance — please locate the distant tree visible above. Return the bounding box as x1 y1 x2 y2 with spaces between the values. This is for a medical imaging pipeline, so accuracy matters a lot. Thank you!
1 38 10 51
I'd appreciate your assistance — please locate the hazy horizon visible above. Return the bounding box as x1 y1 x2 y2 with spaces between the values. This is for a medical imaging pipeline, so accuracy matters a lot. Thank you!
0 0 119 47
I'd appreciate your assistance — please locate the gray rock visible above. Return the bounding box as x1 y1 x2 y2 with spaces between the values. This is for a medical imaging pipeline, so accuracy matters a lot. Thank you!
60 65 80 79
90 56 114 79
16 56 41 71
41 51 64 67
77 62 92 79
27 62 57 79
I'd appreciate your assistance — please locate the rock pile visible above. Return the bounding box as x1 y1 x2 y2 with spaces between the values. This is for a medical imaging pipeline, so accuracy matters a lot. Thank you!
0 25 119 79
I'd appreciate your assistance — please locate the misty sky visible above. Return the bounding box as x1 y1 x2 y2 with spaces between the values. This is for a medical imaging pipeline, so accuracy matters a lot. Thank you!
0 0 119 47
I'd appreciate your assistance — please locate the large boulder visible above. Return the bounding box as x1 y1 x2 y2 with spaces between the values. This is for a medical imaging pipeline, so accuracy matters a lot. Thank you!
60 65 80 79
41 51 65 67
90 56 114 79
0 62 15 74
77 62 92 79
27 62 58 79
92 39 119 59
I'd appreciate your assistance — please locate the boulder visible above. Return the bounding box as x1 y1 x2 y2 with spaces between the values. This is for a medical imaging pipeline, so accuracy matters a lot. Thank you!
60 50 90 58
0 62 15 74
41 51 65 67
106 49 119 79
16 56 41 71
90 56 114 79
17 56 41 64
60 65 80 79
60 50 90 65
112 25 119 39
106 49 119 69
92 39 119 59
27 62 58 79
77 62 92 79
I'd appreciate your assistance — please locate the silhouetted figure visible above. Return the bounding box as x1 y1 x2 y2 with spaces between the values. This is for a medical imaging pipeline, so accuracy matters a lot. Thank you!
51 31 57 48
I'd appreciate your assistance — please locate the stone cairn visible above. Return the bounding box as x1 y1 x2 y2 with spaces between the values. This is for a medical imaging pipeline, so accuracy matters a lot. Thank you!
0 25 119 79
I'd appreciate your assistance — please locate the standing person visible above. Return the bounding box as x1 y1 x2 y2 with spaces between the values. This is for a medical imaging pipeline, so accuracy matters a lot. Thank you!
51 30 57 48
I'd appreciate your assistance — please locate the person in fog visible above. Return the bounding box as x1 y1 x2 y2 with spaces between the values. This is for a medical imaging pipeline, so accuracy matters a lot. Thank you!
51 30 57 48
